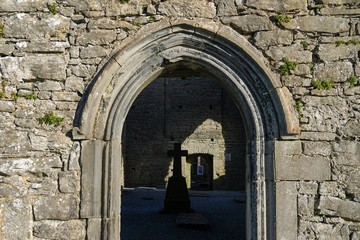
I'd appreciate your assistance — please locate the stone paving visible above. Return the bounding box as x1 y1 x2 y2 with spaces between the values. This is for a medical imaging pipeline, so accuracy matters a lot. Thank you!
121 188 246 240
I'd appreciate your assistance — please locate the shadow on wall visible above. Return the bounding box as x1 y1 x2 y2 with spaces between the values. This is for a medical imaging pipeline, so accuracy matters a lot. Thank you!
122 69 247 191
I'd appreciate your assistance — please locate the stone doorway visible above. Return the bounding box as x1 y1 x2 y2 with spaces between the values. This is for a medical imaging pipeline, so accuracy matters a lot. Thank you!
187 154 214 191
75 20 299 240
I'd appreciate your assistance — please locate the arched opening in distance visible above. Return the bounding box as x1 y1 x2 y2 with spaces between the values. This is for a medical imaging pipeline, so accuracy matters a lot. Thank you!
74 19 300 240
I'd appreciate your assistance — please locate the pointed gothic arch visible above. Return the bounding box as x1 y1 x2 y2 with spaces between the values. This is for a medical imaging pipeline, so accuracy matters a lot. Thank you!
74 19 300 240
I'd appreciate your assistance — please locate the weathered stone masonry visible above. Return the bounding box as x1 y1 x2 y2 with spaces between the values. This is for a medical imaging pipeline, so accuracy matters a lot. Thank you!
0 0 359 239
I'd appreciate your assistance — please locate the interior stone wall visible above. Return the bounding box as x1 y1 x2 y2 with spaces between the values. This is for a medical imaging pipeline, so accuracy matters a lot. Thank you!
124 75 246 190
0 0 359 239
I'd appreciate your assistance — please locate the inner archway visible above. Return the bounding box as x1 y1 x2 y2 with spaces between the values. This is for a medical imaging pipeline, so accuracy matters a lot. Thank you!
122 72 247 191
74 19 300 240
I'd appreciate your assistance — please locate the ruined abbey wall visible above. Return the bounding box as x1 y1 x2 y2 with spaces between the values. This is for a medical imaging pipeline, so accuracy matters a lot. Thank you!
0 0 359 239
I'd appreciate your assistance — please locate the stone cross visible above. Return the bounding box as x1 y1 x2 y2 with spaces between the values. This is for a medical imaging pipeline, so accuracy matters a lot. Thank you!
160 143 193 213
167 143 188 177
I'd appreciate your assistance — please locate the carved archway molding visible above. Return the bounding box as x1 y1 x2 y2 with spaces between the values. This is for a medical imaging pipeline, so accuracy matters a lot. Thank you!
74 18 300 240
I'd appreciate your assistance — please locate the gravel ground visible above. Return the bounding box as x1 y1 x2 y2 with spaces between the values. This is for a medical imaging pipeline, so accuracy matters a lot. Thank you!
121 188 246 240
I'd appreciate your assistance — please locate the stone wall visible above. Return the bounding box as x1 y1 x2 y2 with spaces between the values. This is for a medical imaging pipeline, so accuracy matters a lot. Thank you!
0 0 359 239
124 75 246 190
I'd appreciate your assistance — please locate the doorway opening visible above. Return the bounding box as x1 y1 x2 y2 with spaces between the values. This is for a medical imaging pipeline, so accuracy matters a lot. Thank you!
122 71 247 191
120 71 247 240
187 154 214 191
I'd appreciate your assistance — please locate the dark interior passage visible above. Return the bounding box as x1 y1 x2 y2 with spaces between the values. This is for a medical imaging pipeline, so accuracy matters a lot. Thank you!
122 72 247 191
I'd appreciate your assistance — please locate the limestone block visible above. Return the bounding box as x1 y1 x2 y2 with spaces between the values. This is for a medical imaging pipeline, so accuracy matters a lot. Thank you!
274 140 302 156
59 171 80 193
0 0 46 12
294 64 312 76
69 47 80 59
88 18 135 30
68 142 81 171
52 92 81 101
79 45 109 59
29 133 48 151
319 7 360 16
275 141 331 180
56 102 78 111
0 101 15 113
221 15 274 33
351 232 360 240
334 153 360 166
333 141 358 154
317 0 358 3
319 181 343 197
87 218 102 240
317 44 359 62
33 99 57 113
146 4 157 15
0 198 32 240
303 141 332 156
216 0 237 16
3 14 70 40
266 45 312 63
311 223 333 239
282 75 311 88
346 173 360 201
65 0 95 11
283 16 349 34
0 155 62 176
254 29 293 49
106 3 141 16
0 57 27 83
276 181 297 240
356 63 360 79
331 224 350 240
341 119 360 138
246 0 307 12
77 30 117 46
0 113 15 130
70 64 96 78
333 141 360 166
0 130 30 154
318 196 360 221
34 195 79 220
15 41 70 53
35 81 63 91
298 195 315 217
0 182 19 198
298 181 318 195
301 155 330 180
24 54 68 81
80 140 104 218
157 0 216 18
27 175 58 196
65 76 85 93
314 62 353 82
47 131 73 151
0 43 14 56
33 220 86 239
